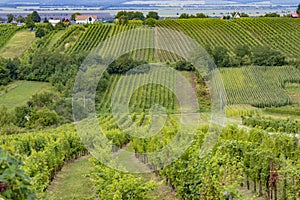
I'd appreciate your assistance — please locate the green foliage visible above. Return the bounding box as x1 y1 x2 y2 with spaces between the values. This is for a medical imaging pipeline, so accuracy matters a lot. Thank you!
71 12 81 21
143 18 156 27
35 28 45 38
240 13 250 17
174 60 194 71
0 106 13 127
31 11 41 23
90 159 157 200
220 66 300 107
242 115 300 134
107 56 147 74
233 44 251 66
0 25 20 49
66 24 111 54
7 14 14 23
179 13 208 19
128 11 145 20
16 15 25 23
179 13 189 19
146 12 159 20
0 57 19 86
0 146 35 200
264 13 280 17
264 105 300 116
195 13 208 18
251 46 286 66
297 4 300 14
0 125 86 195
54 21 66 30
25 15 35 29
25 107 59 129
212 46 230 67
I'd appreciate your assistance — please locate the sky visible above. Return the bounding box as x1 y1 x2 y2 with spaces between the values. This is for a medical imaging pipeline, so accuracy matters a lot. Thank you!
0 0 299 6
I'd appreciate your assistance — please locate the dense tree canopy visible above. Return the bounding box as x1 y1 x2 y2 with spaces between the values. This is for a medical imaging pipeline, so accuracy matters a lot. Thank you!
143 18 156 27
35 28 45 38
146 11 159 20
7 14 14 23
263 13 280 17
115 11 145 21
25 14 35 29
31 11 41 22
251 46 286 66
16 15 25 23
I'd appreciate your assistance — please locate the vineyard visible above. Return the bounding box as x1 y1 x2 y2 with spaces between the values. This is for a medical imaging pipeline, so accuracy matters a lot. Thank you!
1 110 300 199
1 18 300 61
36 18 300 61
0 25 20 49
219 65 300 107
242 115 300 134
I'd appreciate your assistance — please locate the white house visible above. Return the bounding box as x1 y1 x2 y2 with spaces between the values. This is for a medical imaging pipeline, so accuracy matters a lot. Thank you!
49 19 61 26
233 13 241 19
75 15 97 24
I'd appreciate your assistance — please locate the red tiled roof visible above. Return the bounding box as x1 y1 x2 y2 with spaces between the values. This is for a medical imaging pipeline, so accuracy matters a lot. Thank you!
75 15 97 21
292 13 300 18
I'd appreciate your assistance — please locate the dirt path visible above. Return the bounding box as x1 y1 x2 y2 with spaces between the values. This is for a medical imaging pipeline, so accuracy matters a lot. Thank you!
119 144 179 200
46 155 95 200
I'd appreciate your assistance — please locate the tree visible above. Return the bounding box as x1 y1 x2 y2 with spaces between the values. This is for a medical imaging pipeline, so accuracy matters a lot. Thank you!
234 44 251 58
35 28 45 38
116 15 128 25
16 15 25 23
264 13 280 17
43 17 49 23
146 11 159 20
107 56 147 74
25 14 35 29
240 13 250 17
115 11 128 19
297 4 300 14
251 46 286 66
26 107 59 129
0 62 11 85
223 15 231 20
127 11 145 20
179 13 189 19
212 46 230 67
7 14 14 23
234 44 251 66
31 11 41 22
55 21 66 30
175 60 194 71
196 13 208 18
143 18 156 27
71 12 81 21
232 12 238 18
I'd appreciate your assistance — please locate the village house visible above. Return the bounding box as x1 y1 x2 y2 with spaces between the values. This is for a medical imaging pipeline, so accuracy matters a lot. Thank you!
291 13 300 18
75 15 97 24
49 19 61 26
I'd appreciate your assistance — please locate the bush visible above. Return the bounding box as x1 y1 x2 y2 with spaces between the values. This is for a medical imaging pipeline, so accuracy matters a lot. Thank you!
0 147 35 199
26 107 59 129
174 60 194 71
251 46 286 66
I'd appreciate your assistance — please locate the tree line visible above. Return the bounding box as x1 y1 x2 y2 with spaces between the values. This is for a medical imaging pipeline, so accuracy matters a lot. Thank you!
207 45 287 68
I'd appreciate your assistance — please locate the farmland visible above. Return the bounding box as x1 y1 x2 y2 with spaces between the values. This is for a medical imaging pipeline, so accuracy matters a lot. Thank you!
0 16 300 200
0 30 35 58
0 81 49 110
